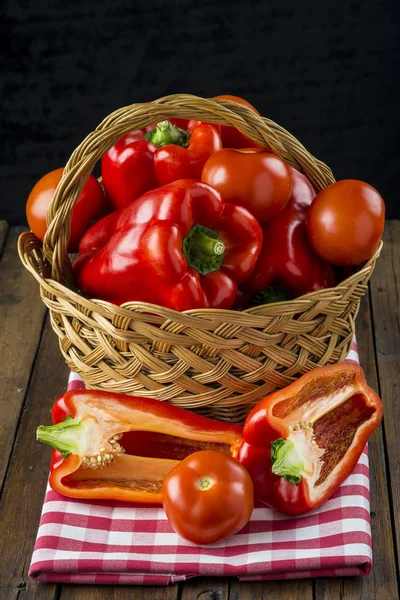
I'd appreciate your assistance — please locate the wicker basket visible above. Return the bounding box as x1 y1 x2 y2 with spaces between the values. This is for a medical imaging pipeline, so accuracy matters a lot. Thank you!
18 94 381 423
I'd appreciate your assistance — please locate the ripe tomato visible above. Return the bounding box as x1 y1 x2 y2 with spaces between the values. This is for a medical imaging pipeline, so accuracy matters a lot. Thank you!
215 95 262 148
162 450 254 544
306 179 385 266
26 168 110 252
202 148 292 223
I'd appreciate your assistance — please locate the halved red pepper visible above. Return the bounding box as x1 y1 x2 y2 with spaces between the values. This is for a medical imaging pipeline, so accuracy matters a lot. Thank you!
237 362 383 515
74 179 263 311
102 119 222 209
37 390 243 504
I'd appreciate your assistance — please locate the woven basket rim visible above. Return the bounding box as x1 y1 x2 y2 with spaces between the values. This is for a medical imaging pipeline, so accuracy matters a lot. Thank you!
18 230 382 320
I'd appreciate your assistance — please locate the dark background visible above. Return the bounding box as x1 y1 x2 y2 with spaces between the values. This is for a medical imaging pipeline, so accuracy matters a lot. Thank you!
1 0 399 223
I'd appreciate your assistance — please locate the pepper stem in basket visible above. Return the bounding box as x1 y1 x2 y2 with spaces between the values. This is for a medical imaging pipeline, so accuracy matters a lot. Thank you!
145 120 190 147
182 224 226 276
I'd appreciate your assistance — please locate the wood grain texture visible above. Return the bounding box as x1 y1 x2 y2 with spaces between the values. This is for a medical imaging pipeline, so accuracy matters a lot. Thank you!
0 316 69 600
369 221 400 577
229 579 313 599
32 583 60 599
0 220 9 255
314 579 342 600
0 226 47 494
180 577 229 600
60 585 179 599
315 289 399 599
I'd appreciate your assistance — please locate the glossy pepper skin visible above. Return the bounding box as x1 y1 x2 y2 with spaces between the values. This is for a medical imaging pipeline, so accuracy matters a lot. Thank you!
74 180 263 311
237 362 383 516
102 120 222 209
239 167 335 307
37 390 243 504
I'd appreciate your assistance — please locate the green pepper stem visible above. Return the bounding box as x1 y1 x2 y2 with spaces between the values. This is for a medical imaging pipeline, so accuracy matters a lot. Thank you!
250 286 293 307
37 416 85 458
145 120 190 148
271 438 303 485
182 224 226 276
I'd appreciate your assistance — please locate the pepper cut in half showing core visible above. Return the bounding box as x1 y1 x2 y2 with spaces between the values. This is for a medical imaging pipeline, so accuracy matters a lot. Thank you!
237 362 383 515
37 391 243 504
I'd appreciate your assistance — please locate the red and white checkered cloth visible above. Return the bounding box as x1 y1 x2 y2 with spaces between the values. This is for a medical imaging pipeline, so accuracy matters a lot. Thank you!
29 341 372 585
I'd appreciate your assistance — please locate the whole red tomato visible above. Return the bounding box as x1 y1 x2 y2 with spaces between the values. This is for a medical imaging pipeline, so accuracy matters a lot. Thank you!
162 450 254 544
26 168 110 252
215 95 262 148
202 148 292 223
306 179 385 266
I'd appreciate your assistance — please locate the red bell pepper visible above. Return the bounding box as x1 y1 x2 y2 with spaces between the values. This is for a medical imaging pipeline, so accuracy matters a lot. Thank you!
74 179 263 311
101 119 222 209
237 362 383 515
37 390 243 504
239 167 335 307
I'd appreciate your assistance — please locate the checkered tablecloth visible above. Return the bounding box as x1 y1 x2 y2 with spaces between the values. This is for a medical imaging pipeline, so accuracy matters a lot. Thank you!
29 341 372 584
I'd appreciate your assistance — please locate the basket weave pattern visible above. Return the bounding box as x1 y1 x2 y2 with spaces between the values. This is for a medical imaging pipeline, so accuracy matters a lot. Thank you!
18 95 381 422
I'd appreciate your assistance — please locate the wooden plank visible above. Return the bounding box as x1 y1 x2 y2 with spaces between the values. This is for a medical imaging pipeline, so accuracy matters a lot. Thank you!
369 220 400 577
0 316 69 600
0 226 47 494
314 580 342 599
60 585 179 599
180 577 229 599
315 250 399 598
33 583 61 599
0 220 9 256
230 579 313 599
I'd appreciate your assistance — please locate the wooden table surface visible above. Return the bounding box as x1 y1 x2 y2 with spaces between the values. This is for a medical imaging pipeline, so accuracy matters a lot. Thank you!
0 220 399 600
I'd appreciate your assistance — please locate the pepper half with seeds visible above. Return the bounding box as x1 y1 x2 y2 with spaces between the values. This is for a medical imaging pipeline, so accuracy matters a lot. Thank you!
237 362 383 515
37 390 243 504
